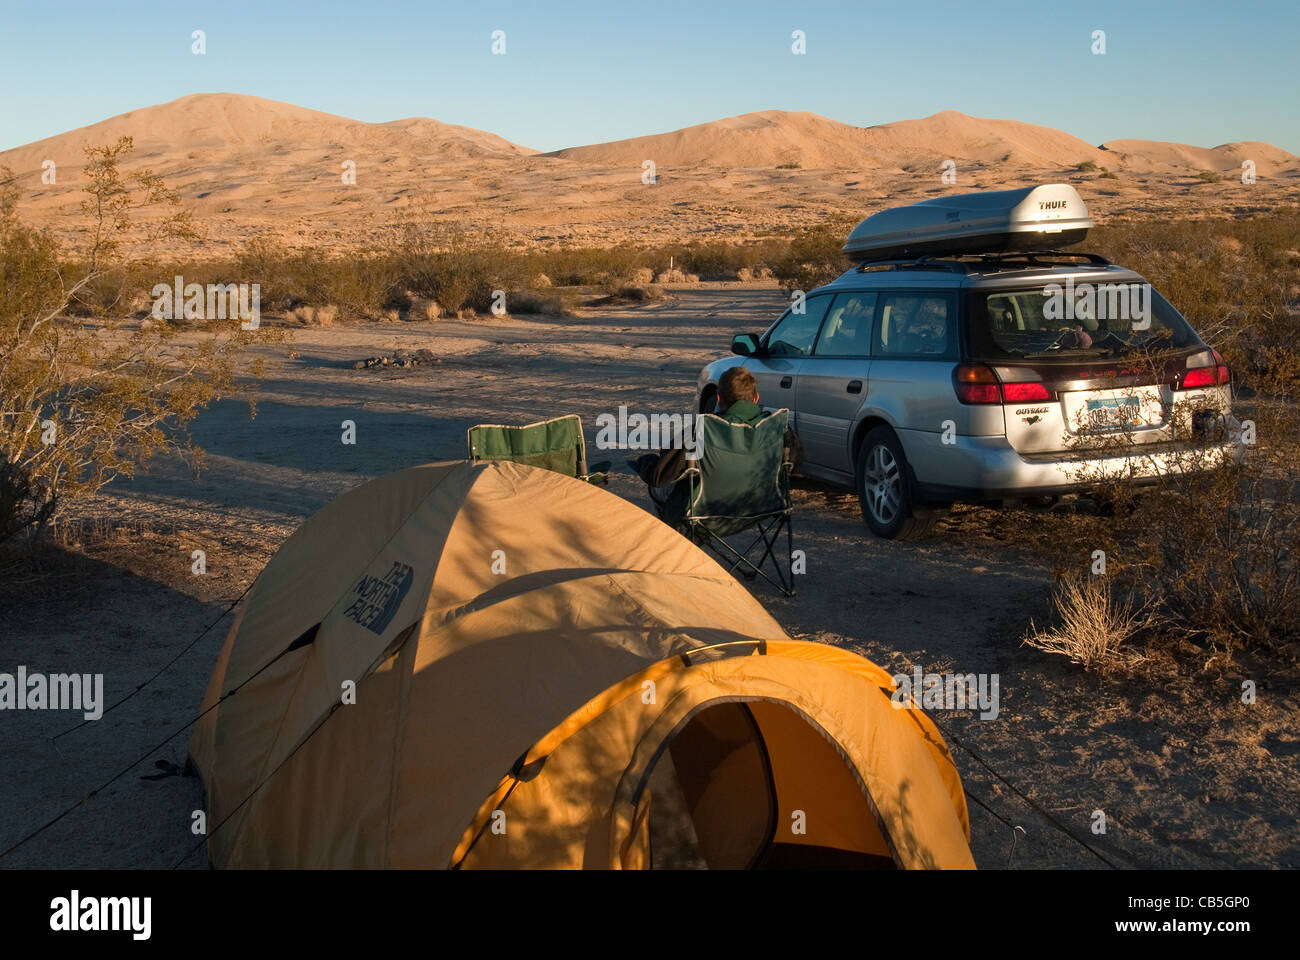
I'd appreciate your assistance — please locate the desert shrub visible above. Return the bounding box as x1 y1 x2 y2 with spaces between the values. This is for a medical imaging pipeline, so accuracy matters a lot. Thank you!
606 284 666 303
0 139 265 544
226 239 401 320
1016 213 1300 653
501 289 574 316
232 236 296 306
389 224 528 314
655 241 756 280
1022 574 1156 672
770 222 853 293
1077 160 1100 172
323 255 403 319
1069 465 1300 650
1088 211 1300 396
526 244 645 287
1027 370 1300 650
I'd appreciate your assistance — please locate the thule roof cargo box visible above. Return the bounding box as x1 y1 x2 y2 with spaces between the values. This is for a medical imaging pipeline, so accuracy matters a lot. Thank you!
843 183 1093 262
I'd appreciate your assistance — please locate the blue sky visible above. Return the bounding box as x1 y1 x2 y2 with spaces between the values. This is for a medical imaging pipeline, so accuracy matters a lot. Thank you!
1 0 1297 152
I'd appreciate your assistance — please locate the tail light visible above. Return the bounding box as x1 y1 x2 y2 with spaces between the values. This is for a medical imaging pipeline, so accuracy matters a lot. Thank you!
954 363 1000 404
1002 381 1052 403
953 363 1052 405
1178 349 1230 390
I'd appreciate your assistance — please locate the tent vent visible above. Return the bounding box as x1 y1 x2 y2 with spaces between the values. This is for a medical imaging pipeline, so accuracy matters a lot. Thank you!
285 623 320 652
679 639 766 667
511 753 547 783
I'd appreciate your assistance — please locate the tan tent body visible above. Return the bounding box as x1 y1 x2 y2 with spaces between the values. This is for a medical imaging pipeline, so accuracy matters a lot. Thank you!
189 460 974 868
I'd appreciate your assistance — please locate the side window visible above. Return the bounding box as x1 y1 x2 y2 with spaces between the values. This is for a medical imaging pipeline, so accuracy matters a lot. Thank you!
875 293 955 358
813 293 876 357
765 296 831 357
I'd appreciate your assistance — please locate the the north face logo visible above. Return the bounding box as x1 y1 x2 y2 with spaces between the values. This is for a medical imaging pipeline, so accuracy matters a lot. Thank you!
343 561 414 634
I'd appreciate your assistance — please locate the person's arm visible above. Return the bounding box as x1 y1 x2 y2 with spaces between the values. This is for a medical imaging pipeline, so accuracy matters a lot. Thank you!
647 447 688 487
783 427 805 470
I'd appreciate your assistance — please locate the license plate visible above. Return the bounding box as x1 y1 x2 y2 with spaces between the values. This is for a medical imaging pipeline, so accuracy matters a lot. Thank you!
1085 395 1143 429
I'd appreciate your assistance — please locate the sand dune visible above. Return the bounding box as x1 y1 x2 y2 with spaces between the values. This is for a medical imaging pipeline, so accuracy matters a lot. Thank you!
550 109 1117 173
862 110 1110 171
2 93 1295 252
548 110 891 170
1101 138 1296 176
0 92 534 170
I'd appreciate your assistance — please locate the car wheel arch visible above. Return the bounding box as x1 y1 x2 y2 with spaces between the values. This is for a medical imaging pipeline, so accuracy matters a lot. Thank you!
850 414 896 467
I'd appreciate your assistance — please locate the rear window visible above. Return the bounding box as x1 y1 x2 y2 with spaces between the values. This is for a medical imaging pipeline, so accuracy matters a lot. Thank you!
814 293 875 357
968 283 1200 359
874 293 956 358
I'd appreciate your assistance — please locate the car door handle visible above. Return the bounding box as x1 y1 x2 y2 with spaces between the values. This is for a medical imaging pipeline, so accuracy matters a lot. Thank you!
846 380 863 394
779 376 792 388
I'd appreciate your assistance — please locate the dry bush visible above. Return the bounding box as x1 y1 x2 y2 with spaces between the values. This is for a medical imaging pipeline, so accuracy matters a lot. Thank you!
1042 368 1300 650
1088 211 1300 397
595 284 666 305
1027 213 1300 652
503 289 574 316
1022 575 1156 672
291 304 339 326
770 221 856 294
1094 460 1300 649
384 222 527 315
230 238 400 320
402 296 439 322
1 139 266 544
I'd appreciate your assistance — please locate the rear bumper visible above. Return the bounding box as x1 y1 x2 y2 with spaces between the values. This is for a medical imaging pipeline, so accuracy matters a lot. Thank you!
902 426 1245 503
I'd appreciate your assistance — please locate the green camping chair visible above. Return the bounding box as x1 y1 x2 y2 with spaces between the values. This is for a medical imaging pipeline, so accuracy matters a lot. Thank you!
467 414 610 484
677 409 795 596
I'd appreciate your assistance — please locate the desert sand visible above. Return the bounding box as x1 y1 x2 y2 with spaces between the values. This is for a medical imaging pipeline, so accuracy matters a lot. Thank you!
2 93 1296 253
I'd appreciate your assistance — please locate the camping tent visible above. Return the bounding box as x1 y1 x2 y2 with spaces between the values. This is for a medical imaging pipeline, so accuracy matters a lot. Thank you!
188 459 974 869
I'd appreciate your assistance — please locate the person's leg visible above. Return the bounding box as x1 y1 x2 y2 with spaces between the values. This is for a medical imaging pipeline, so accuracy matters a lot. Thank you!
629 453 660 483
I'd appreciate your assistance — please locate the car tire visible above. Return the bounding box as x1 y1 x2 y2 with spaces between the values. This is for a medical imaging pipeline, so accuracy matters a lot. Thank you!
855 426 934 540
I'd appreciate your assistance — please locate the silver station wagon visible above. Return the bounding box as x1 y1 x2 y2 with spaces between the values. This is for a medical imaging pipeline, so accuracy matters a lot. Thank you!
697 184 1242 539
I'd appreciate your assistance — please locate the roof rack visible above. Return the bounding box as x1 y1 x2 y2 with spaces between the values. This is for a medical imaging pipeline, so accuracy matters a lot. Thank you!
961 250 1112 267
855 250 1112 274
855 257 968 274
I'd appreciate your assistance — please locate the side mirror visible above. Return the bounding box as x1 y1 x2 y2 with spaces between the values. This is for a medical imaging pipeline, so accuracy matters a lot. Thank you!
731 333 760 357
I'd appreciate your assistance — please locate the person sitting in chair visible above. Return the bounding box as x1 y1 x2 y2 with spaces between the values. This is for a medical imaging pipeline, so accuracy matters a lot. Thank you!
631 366 803 526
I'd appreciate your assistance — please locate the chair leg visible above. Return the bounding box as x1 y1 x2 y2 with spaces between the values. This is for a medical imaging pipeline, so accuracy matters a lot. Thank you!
785 513 795 596
689 516 796 598
704 526 763 579
752 515 793 597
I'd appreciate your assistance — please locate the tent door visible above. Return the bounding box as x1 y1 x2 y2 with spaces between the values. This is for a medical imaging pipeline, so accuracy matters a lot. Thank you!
638 698 897 869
